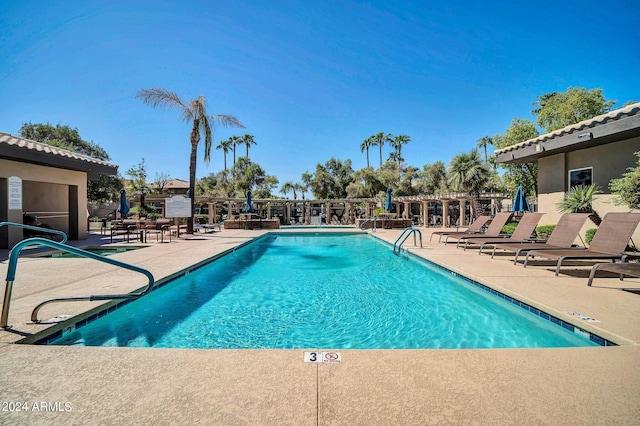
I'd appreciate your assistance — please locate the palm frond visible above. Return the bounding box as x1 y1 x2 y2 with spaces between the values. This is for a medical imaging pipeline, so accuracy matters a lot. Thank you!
136 88 187 112
208 114 245 129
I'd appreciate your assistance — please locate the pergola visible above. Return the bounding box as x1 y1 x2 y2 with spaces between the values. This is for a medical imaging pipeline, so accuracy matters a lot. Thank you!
145 191 508 227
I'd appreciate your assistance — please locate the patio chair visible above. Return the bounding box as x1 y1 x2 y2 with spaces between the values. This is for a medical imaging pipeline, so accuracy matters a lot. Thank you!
460 212 544 251
491 213 590 264
430 215 491 242
444 212 512 247
587 260 640 287
524 212 640 276
110 219 139 243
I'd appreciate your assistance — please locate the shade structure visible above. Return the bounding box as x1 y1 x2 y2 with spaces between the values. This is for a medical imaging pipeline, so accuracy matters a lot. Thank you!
244 190 252 213
512 185 531 212
117 189 130 218
385 187 393 212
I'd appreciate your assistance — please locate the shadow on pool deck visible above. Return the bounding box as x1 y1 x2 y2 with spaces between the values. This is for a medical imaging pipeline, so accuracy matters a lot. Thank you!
0 227 639 425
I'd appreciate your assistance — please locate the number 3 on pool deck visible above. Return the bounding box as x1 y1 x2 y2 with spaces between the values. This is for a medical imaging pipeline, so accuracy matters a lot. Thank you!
304 351 321 362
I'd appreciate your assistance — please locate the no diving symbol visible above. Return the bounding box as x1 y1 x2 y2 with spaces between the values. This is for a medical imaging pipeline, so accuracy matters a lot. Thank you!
324 352 340 361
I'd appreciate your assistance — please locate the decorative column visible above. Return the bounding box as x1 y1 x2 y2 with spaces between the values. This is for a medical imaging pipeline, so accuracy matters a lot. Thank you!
442 200 450 227
421 200 428 227
208 202 215 224
459 199 466 226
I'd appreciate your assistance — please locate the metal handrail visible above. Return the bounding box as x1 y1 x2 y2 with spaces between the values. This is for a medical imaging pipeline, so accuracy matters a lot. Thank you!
0 221 68 243
1 237 154 328
359 217 377 232
393 227 423 254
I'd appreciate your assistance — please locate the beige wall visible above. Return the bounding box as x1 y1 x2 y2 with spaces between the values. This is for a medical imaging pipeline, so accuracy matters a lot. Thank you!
1 158 88 246
536 137 640 243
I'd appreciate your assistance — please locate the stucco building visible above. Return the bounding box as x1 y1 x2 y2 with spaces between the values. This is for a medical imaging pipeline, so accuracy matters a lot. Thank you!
0 132 118 248
495 102 640 233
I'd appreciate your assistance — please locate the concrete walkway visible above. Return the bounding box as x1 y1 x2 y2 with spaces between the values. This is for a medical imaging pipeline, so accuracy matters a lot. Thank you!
1 227 639 425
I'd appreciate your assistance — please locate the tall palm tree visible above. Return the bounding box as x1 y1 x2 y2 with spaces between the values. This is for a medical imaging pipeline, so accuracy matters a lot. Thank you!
216 137 234 171
230 135 241 166
390 134 411 172
360 136 374 168
447 149 490 219
136 88 244 233
241 134 256 158
476 136 492 163
371 132 393 168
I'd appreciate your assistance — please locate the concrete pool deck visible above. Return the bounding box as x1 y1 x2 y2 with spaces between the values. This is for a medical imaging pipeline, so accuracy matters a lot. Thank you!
0 226 639 424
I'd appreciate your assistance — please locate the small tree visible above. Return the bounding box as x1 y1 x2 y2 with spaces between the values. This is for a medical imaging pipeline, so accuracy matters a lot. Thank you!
610 151 640 209
556 184 602 225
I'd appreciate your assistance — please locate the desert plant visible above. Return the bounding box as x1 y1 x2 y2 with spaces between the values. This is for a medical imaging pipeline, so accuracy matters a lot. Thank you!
556 184 602 225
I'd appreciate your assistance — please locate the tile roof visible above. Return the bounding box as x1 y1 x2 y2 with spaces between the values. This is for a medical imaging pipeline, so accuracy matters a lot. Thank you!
495 102 640 163
0 132 118 174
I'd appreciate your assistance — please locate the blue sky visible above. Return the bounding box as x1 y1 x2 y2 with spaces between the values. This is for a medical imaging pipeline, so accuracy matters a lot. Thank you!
2 0 639 188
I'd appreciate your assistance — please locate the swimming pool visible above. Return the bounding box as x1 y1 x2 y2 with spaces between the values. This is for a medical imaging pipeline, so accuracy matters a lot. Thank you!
49 233 601 349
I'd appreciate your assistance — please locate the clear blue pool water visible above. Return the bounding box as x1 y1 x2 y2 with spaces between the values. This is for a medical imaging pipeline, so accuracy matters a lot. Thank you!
50 233 598 349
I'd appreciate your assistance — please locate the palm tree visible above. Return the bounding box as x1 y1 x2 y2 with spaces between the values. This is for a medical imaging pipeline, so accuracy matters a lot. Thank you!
280 181 297 199
136 88 244 233
390 134 411 173
447 149 490 219
241 134 256 158
294 183 307 200
216 137 234 171
477 136 492 163
371 132 393 168
230 135 241 166
360 137 374 168
556 184 602 225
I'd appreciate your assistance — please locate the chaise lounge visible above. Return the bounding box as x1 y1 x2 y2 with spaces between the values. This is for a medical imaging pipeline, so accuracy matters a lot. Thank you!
524 212 640 276
444 212 512 247
460 212 544 251
587 261 640 287
490 213 590 263
429 215 491 242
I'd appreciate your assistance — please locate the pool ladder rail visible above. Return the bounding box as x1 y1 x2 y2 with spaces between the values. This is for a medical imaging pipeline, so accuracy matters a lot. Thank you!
393 227 423 254
360 217 377 232
1 223 155 329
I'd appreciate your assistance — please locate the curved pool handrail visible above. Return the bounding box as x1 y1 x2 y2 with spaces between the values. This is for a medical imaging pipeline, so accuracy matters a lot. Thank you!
393 227 423 254
1 237 154 328
359 217 377 232
0 221 68 244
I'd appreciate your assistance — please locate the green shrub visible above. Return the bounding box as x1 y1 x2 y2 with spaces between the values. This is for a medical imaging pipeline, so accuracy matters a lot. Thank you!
501 222 518 234
535 224 555 240
585 228 597 245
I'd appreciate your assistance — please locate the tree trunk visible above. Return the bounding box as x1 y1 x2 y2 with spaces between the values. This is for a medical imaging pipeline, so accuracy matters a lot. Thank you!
188 124 200 234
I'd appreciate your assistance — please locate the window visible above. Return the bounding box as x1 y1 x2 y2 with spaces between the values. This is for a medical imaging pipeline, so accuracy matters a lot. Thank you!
568 167 593 188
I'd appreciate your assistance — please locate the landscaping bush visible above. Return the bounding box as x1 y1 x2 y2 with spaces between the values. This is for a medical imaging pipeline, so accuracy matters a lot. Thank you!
501 222 518 235
585 228 597 245
535 224 556 240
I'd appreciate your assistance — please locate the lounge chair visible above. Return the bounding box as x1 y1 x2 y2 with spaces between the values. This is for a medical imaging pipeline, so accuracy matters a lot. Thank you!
524 212 640 276
444 212 512 247
429 215 491 242
587 261 640 287
490 213 591 263
460 212 544 251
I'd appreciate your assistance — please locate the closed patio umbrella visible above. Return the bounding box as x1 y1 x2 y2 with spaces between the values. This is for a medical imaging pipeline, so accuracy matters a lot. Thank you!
512 185 531 213
117 189 130 219
385 187 393 212
244 190 252 213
